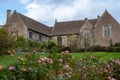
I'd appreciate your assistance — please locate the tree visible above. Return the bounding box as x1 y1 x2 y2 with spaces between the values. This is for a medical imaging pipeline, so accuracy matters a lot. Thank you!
0 28 15 55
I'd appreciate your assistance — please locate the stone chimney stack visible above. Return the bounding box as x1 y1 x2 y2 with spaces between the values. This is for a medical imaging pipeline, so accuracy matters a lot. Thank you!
6 9 12 23
55 19 57 23
97 15 100 19
85 18 88 21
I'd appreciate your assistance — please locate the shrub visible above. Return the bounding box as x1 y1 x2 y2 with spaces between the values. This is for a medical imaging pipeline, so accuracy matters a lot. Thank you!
45 41 56 49
42 41 62 54
108 47 120 52
12 38 62 53
89 46 120 52
61 47 71 52
113 42 120 47
13 36 29 52
68 35 78 52
28 40 42 52
90 45 102 52
107 58 120 79
0 28 15 55
12 37 43 52
48 45 62 54
0 53 119 80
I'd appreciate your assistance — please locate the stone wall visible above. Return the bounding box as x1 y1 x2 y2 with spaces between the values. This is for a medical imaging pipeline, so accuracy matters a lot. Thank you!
94 13 120 46
28 30 50 42
5 11 28 38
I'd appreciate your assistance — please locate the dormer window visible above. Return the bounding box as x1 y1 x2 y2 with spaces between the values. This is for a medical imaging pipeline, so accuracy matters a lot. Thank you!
104 25 110 37
83 30 89 38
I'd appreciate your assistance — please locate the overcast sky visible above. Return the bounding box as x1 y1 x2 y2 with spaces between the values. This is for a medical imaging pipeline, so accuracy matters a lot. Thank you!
0 0 120 26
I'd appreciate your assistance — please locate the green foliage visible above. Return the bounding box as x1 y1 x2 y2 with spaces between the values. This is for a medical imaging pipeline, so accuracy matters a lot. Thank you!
12 37 42 52
113 42 120 47
0 52 120 66
0 28 15 55
0 53 120 80
12 37 62 53
89 46 120 52
28 40 42 52
42 41 62 54
68 35 78 52
13 36 28 51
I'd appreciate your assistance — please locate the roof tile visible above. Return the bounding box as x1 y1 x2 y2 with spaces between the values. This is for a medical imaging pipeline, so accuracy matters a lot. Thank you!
18 13 51 36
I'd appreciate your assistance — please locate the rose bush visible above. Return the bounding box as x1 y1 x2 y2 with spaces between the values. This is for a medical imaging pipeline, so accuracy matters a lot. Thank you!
0 52 119 80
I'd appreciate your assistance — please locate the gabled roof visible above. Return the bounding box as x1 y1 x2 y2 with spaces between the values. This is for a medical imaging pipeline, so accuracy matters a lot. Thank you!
18 13 51 36
52 19 97 36
9 10 51 36
100 10 119 24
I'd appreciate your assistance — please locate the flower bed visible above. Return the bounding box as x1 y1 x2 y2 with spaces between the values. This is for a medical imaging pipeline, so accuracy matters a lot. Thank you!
0 51 120 80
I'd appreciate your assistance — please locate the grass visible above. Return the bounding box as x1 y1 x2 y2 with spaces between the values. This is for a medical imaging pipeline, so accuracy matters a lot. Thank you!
71 52 120 61
0 54 23 66
0 53 48 66
0 52 120 66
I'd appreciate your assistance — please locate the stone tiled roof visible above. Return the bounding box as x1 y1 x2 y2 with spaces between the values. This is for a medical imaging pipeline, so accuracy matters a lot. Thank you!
52 19 97 36
89 19 98 26
18 13 52 36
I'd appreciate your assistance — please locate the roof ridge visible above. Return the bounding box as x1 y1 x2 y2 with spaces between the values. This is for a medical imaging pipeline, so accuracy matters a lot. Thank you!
57 18 97 23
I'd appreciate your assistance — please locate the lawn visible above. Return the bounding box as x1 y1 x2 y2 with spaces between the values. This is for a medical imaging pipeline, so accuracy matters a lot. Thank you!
0 52 120 66
70 52 120 61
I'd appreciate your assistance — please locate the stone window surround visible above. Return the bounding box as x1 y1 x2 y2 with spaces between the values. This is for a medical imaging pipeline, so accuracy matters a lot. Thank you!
29 31 33 39
12 21 16 29
83 29 90 38
39 34 43 41
57 36 62 45
103 25 111 37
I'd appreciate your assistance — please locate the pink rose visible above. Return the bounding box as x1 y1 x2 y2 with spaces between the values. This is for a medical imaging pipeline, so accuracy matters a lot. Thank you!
65 50 69 54
59 59 63 63
9 66 15 71
115 60 120 65
48 58 53 64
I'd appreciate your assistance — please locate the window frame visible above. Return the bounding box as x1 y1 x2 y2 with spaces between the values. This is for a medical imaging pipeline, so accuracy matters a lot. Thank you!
57 36 62 45
103 25 111 37
12 21 16 28
83 29 90 38
39 34 43 42
29 31 33 39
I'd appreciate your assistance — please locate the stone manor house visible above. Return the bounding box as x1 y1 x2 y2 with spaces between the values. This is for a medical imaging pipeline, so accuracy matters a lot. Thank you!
4 10 120 48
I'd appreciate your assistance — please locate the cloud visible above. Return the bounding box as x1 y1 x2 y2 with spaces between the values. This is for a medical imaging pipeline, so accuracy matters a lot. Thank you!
19 0 32 4
18 0 120 26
